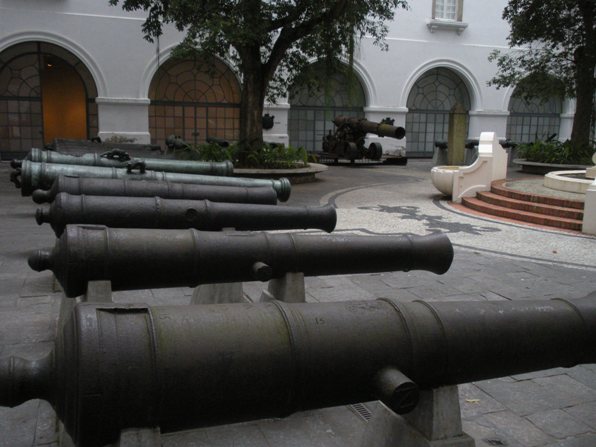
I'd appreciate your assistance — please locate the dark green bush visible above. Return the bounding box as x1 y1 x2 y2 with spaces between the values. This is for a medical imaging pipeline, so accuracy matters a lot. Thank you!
175 141 309 169
517 140 593 165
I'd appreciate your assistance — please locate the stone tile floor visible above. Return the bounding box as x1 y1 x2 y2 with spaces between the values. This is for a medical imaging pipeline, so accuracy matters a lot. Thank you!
0 159 595 447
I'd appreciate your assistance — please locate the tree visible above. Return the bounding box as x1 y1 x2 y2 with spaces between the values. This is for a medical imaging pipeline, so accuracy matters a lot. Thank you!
110 0 408 164
489 0 595 157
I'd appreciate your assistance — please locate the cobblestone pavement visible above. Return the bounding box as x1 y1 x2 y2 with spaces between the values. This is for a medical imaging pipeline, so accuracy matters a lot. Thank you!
0 160 595 447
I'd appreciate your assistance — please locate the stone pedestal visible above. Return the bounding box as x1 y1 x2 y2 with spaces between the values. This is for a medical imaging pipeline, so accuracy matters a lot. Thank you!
260 272 306 303
361 386 475 447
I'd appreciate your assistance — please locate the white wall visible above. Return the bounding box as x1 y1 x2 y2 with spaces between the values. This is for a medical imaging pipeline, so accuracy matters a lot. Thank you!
0 0 575 149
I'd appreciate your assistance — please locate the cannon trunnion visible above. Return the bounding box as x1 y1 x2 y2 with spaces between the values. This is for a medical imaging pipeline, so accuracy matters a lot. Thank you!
0 296 594 447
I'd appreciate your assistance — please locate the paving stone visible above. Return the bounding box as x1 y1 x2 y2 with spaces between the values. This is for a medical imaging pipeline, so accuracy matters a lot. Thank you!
563 366 596 390
533 375 596 408
564 402 596 430
462 420 521 447
545 434 596 447
459 383 506 418
511 368 568 381
526 409 592 439
475 379 563 416
473 410 555 447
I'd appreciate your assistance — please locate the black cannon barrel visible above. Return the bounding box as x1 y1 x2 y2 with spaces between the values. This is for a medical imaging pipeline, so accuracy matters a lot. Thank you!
0 295 594 447
36 193 337 236
12 147 235 176
28 226 454 298
31 175 279 205
12 161 291 201
333 116 406 139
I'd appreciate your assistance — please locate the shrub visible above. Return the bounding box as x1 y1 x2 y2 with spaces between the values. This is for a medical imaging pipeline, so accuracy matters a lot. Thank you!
175 141 309 169
517 140 594 165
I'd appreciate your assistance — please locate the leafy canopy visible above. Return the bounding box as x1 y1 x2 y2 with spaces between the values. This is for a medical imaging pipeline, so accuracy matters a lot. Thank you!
110 0 408 101
488 0 596 99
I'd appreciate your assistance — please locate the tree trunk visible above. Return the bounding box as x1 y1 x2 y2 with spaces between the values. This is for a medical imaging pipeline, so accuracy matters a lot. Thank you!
570 52 595 155
238 60 266 167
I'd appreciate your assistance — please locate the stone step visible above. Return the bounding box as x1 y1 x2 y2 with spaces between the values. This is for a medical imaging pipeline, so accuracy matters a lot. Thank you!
490 180 584 210
461 197 584 231
476 191 584 220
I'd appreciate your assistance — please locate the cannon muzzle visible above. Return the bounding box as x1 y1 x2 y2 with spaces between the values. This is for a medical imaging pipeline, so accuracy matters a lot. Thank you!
16 161 291 201
1 295 594 446
36 193 337 236
31 175 280 204
28 226 453 297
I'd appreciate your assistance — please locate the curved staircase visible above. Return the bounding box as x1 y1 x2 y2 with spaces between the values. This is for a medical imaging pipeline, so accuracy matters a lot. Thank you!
461 180 585 231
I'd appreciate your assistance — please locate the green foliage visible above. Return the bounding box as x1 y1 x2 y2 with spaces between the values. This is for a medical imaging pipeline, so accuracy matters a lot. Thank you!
488 0 596 152
174 142 236 163
245 143 309 169
517 140 594 165
109 0 408 103
174 141 309 169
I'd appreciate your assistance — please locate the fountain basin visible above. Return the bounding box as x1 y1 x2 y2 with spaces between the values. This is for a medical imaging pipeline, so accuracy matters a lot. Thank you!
544 170 592 194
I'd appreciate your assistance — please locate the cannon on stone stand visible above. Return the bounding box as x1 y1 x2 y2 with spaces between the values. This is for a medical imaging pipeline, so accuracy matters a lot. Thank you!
0 294 594 447
322 116 405 162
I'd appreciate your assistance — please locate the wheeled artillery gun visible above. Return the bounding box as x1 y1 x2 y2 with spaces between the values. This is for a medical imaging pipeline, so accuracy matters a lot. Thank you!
35 193 337 236
322 116 405 162
28 226 454 298
0 294 594 447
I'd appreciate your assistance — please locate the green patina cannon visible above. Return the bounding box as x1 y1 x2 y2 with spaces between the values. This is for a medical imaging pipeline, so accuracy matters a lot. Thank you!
36 193 337 236
31 175 279 204
29 227 453 297
0 295 594 446
322 116 406 161
10 147 234 176
11 160 291 201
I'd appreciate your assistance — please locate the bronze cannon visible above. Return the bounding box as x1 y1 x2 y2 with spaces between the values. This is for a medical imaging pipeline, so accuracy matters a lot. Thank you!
11 160 291 201
36 193 337 236
31 175 279 204
0 295 594 446
29 226 454 297
11 147 234 176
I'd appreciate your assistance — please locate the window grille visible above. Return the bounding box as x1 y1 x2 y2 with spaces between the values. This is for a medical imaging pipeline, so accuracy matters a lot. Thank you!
405 68 470 157
506 93 561 143
434 0 458 20
148 58 241 148
288 65 366 152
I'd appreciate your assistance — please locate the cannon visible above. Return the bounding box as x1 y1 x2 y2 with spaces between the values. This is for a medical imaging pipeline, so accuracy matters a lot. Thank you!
322 116 406 161
10 147 234 176
11 160 291 201
36 193 337 236
1 295 594 447
28 227 453 297
31 175 279 205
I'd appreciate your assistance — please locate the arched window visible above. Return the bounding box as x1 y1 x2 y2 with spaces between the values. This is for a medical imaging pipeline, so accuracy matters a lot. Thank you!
0 42 98 154
288 64 366 152
506 91 562 143
405 68 470 157
148 57 241 148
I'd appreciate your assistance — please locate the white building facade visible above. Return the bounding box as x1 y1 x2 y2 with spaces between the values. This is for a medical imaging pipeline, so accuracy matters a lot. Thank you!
0 0 573 158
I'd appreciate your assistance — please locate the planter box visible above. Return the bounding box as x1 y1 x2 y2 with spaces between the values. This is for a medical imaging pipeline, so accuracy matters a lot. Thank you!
513 159 589 175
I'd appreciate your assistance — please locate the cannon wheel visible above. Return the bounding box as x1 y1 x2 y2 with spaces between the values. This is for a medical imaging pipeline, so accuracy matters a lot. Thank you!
368 142 383 160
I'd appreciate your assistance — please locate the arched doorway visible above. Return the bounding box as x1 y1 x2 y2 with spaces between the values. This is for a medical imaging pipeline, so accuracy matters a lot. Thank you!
288 64 366 152
506 91 562 143
405 68 471 157
148 57 241 148
0 42 98 154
